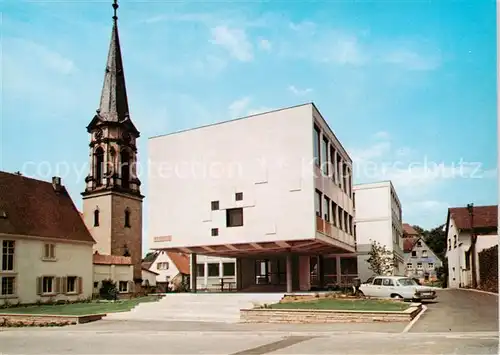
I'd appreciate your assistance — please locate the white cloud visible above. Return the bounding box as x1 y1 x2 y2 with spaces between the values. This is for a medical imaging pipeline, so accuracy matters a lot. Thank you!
210 26 253 62
321 35 366 65
228 97 251 117
288 85 312 96
247 107 274 115
351 141 391 162
289 21 316 34
228 97 273 117
383 49 441 71
6 38 76 75
258 39 272 51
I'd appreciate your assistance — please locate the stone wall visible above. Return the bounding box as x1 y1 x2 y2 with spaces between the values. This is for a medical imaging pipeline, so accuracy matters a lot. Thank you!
478 245 498 293
240 306 421 324
0 313 104 326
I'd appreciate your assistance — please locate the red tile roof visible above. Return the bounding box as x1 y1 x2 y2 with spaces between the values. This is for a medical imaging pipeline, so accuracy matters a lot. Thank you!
449 205 497 230
167 252 190 275
93 252 132 265
403 237 418 253
403 223 419 237
0 172 95 244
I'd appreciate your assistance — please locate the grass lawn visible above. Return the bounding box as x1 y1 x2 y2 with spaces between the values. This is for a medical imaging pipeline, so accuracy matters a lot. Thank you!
268 298 410 312
0 296 160 316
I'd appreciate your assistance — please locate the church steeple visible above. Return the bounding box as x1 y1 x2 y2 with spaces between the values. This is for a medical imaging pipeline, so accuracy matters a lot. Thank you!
87 0 138 135
83 0 142 197
97 0 130 124
82 0 144 286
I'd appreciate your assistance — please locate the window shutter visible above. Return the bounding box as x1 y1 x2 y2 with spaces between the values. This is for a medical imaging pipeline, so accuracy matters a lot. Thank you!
62 277 67 294
77 277 83 294
36 277 42 295
128 281 134 293
55 277 61 294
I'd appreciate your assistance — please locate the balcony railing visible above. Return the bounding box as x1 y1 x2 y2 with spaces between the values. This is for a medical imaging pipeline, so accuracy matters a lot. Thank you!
316 216 355 248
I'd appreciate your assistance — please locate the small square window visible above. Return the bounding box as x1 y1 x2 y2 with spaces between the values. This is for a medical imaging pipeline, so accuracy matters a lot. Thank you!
43 243 56 260
226 208 243 227
42 276 54 294
211 201 219 211
411 251 417 257
66 276 77 293
119 281 128 293
211 228 219 236
93 281 99 288
235 192 243 201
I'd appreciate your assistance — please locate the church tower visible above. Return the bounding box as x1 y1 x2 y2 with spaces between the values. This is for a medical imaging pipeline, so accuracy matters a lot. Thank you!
82 0 143 283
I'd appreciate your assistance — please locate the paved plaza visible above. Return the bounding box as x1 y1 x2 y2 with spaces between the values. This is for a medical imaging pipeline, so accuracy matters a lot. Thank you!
0 290 498 354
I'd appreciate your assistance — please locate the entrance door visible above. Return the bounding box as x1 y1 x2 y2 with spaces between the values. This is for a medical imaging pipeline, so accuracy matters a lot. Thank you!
310 256 319 287
255 259 270 284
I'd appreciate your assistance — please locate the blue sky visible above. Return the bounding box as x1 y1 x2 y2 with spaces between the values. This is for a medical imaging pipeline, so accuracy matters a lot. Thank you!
2 0 497 252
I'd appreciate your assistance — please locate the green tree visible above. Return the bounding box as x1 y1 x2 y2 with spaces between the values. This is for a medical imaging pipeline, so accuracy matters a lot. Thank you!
366 241 395 275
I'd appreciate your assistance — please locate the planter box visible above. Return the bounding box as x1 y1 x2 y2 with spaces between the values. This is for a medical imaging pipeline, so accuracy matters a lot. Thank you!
240 304 422 324
0 313 106 327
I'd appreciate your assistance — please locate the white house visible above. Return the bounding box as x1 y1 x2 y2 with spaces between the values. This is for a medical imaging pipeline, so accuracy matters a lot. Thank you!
445 205 497 289
403 237 443 283
144 250 190 291
353 181 404 282
92 252 135 295
0 172 95 305
148 103 356 293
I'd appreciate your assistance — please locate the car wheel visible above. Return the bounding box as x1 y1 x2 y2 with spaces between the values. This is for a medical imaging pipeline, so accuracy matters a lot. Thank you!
390 294 403 300
357 290 365 298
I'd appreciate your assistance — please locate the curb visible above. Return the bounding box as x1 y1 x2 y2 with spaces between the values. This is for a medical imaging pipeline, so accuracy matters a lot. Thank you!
459 288 499 296
402 305 427 333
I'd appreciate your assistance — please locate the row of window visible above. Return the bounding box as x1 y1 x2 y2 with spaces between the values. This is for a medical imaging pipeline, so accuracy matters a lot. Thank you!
406 262 434 270
313 125 353 197
2 241 62 270
410 249 428 258
195 263 235 277
36 276 82 295
93 208 131 228
157 262 169 270
314 190 355 236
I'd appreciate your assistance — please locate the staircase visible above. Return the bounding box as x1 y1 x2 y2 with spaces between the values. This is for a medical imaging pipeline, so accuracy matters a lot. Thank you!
106 292 285 323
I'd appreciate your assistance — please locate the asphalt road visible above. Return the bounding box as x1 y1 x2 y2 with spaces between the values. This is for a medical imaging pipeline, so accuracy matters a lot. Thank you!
409 289 498 333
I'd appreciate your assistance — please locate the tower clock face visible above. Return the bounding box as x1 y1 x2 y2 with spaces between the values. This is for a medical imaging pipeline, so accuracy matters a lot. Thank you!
95 129 103 140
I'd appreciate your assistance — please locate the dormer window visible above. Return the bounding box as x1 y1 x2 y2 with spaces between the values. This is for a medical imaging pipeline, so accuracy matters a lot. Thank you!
125 208 131 228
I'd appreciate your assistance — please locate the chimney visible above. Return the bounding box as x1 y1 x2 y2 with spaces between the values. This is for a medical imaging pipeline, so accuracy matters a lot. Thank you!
52 176 62 192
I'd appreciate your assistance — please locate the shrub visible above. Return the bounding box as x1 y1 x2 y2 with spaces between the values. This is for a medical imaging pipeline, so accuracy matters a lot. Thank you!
99 279 118 300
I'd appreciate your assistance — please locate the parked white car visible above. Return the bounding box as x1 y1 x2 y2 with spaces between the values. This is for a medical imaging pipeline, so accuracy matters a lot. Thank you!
359 276 437 301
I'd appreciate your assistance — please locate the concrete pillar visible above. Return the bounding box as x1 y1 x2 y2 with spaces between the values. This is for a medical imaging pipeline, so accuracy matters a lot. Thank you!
190 253 197 293
286 254 293 293
336 256 341 285
318 255 325 289
236 258 242 290
204 262 208 289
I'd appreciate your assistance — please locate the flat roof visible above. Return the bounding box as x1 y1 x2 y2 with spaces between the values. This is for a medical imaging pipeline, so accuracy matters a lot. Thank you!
149 102 313 140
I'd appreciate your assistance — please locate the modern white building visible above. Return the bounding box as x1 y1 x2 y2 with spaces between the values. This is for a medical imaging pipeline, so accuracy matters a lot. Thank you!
445 205 497 289
148 103 356 293
353 181 404 282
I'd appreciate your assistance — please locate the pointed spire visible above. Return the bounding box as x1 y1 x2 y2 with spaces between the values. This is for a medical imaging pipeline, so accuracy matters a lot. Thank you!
97 0 130 123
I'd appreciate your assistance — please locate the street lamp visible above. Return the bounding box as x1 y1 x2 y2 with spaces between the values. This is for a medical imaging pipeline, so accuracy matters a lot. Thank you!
466 203 478 288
